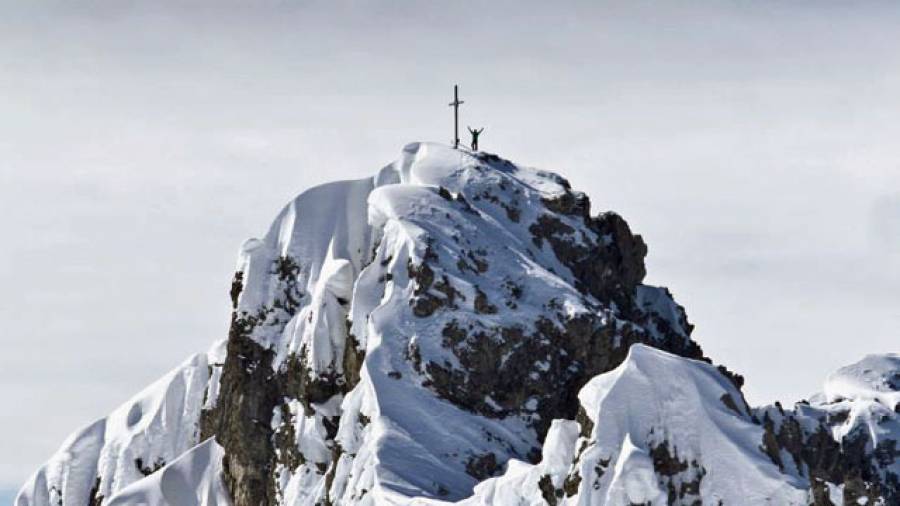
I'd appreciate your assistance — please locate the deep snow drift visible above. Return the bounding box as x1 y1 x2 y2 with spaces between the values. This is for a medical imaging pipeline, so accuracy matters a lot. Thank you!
17 143 899 506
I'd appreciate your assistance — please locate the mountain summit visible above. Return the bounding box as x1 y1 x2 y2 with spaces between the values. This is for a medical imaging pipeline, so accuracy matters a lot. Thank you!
17 143 899 505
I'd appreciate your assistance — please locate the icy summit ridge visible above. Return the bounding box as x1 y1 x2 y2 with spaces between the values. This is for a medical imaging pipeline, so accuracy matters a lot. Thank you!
17 142 900 505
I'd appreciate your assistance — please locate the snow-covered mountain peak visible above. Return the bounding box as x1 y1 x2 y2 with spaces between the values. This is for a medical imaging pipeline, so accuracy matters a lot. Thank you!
17 143 899 506
212 142 702 503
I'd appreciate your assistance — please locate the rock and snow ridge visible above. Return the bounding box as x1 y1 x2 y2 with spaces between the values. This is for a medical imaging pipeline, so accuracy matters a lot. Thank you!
16 143 899 506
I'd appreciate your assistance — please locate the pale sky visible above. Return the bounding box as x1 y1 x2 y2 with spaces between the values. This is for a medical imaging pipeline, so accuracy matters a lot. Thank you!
2 0 899 491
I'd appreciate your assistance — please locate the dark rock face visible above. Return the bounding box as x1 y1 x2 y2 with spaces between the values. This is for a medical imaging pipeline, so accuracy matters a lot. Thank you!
649 439 705 505
473 288 497 314
408 245 463 318
758 407 899 505
720 393 744 416
423 309 702 440
134 457 166 477
272 404 305 472
200 254 368 506
87 477 103 506
538 474 561 506
199 273 278 503
415 188 705 441
200 311 281 506
529 191 647 313
465 452 500 481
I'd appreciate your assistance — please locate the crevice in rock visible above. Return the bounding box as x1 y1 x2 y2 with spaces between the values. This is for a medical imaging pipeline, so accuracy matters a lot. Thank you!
134 457 166 477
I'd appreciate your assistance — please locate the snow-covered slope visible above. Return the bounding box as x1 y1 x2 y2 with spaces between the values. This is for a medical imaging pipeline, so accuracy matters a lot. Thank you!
16 341 226 505
104 439 230 506
17 143 899 506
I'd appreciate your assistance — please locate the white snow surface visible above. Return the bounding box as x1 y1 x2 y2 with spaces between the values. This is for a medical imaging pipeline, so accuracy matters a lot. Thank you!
104 439 231 506
16 341 225 505
823 353 900 410
17 142 899 505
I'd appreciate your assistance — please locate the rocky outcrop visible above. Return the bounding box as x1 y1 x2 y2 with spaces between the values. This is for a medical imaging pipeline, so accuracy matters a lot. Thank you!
756 354 900 505
457 345 810 505
530 190 647 312
200 254 366 506
200 309 281 505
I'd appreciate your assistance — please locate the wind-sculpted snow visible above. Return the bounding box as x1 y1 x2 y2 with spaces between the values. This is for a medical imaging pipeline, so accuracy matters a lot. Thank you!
16 342 226 506
104 439 230 506
18 142 899 505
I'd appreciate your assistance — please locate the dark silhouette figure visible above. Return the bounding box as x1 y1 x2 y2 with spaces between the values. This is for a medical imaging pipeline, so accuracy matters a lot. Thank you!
468 127 484 151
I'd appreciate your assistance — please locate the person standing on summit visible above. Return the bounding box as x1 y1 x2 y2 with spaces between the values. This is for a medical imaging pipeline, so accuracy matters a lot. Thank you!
468 126 484 151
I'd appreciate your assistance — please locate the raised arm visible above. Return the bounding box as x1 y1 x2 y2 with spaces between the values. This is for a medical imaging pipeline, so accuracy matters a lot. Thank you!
467 126 474 133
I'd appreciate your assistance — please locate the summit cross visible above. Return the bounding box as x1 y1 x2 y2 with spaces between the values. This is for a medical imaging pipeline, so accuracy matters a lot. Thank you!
448 84 464 149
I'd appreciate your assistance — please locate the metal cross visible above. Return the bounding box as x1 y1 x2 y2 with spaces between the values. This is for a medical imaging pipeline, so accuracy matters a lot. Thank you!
448 84 464 149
